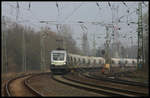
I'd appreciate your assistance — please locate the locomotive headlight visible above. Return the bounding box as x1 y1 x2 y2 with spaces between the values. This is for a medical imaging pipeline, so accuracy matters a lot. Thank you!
51 62 66 65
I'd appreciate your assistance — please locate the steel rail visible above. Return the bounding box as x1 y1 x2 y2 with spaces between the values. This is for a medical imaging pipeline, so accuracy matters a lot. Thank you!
52 75 130 96
4 72 49 96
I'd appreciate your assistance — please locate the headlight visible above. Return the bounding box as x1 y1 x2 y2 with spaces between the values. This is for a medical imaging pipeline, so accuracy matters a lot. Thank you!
51 62 66 65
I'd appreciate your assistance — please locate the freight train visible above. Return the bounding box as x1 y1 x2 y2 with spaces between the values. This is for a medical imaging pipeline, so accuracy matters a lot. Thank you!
49 49 137 74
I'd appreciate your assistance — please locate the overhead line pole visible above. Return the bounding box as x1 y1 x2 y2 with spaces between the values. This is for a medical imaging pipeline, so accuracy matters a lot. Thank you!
137 2 144 69
40 28 48 72
2 16 8 73
22 27 26 72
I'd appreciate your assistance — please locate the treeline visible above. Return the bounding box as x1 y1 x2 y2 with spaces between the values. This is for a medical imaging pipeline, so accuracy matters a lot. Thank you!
2 18 81 73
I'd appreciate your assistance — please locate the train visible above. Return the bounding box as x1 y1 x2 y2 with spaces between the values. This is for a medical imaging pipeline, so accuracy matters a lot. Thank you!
50 48 70 74
49 49 137 74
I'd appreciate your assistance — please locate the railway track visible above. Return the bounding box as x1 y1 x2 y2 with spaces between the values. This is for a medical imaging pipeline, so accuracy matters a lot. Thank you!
52 75 109 96
27 73 104 96
4 73 45 96
64 73 148 96
4 71 148 96
53 74 144 96
104 70 149 84
86 72 149 87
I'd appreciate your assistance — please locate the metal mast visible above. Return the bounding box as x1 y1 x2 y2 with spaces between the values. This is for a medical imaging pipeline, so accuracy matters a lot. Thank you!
80 25 89 56
40 29 47 72
40 32 44 72
2 17 4 73
111 4 120 58
82 32 89 56
137 2 144 69
2 16 8 73
105 26 111 65
93 32 96 56
40 32 43 72
22 27 26 72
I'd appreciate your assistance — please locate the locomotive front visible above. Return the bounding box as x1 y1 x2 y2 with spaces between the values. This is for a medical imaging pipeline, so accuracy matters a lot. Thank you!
50 50 69 74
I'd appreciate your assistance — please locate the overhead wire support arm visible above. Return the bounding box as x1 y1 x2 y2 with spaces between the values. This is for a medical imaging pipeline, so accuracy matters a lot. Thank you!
39 20 111 26
122 1 128 7
62 2 84 22
108 2 111 9
28 2 31 10
96 2 101 11
142 1 148 7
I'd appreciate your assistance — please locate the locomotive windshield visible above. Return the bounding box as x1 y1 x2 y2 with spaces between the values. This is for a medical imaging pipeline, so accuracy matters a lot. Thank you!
53 53 65 61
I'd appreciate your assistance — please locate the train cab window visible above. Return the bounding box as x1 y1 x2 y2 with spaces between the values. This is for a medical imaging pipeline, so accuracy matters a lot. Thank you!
53 53 64 61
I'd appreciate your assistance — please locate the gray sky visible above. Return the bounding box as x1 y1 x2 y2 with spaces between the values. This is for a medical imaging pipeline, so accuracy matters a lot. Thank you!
2 1 148 50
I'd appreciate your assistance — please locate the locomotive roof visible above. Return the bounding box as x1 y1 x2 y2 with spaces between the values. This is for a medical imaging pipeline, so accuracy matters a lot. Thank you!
51 50 67 53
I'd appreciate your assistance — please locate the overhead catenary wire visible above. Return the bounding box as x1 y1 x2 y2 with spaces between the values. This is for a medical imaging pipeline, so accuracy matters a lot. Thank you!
28 2 31 10
56 2 60 17
122 2 128 7
142 1 148 7
108 2 111 9
55 2 64 48
13 2 26 72
16 2 19 22
55 2 62 35
62 2 84 23
6 2 44 72
5 12 40 30
5 2 144 53
96 2 101 12
7 2 41 23
7 2 43 31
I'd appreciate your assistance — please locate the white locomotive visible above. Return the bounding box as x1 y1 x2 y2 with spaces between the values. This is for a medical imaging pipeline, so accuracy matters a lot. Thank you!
50 49 69 74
